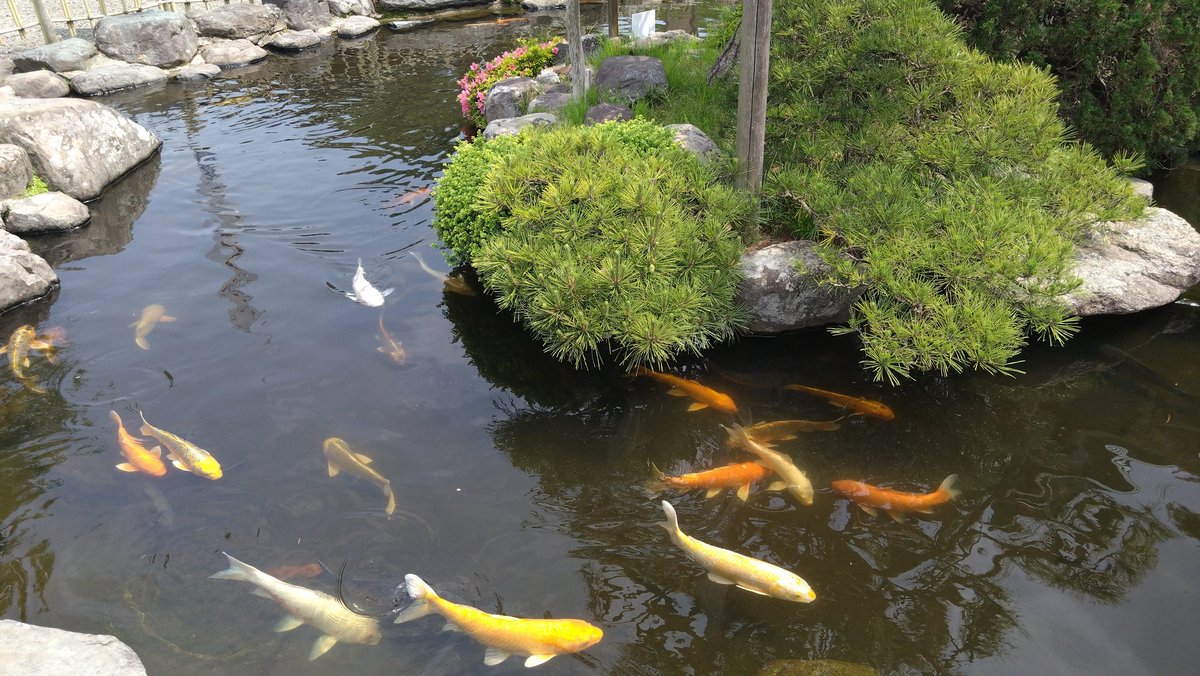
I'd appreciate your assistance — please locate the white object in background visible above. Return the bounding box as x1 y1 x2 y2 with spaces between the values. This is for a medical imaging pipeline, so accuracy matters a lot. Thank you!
631 10 656 38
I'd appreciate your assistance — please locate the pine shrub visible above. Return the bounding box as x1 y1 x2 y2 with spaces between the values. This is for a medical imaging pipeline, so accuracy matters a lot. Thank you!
765 0 1147 383
938 0 1200 167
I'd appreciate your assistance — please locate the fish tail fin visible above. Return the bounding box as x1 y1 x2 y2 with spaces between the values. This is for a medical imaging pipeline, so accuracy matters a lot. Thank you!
395 574 438 624
138 410 153 435
657 500 681 537
136 336 149 350
722 423 750 449
383 482 396 516
940 474 961 501
643 463 666 496
209 552 261 583
109 410 124 428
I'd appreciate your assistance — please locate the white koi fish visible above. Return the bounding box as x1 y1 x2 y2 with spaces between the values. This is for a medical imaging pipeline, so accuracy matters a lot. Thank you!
345 258 393 307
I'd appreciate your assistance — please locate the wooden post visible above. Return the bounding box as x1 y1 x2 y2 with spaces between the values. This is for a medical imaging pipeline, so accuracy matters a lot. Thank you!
566 0 587 101
608 0 618 38
30 0 56 44
734 0 772 192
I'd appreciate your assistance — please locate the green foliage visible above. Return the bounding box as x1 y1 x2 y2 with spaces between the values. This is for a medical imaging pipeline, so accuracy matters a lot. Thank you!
432 133 527 264
469 119 756 369
765 0 1148 383
23 175 48 198
938 0 1200 167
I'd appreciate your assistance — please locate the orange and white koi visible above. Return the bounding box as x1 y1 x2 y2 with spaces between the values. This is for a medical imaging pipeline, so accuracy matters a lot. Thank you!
648 461 771 502
111 410 166 476
784 384 894 420
636 367 738 414
396 574 603 668
831 475 960 522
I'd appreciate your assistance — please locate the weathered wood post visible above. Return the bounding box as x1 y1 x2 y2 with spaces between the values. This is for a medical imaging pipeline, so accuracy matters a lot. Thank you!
734 0 772 192
30 0 58 44
608 0 619 38
566 0 588 101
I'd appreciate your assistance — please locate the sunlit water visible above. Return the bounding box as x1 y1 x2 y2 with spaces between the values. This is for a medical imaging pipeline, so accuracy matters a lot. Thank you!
3 6 1200 675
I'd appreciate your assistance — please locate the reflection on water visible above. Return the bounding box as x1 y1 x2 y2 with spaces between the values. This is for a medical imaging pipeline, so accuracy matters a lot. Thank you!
2 5 1200 675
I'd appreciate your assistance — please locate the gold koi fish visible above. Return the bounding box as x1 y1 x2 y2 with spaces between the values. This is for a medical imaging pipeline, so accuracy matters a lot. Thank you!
724 424 814 506
743 418 842 443
111 410 166 476
211 553 382 660
376 315 406 366
657 500 815 602
322 437 396 515
1 325 55 393
395 574 603 668
636 367 738 414
409 250 476 296
783 384 895 420
131 304 176 350
139 411 222 480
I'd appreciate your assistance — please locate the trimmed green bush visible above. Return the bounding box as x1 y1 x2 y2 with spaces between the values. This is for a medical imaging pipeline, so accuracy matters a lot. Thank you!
938 0 1200 166
432 133 527 265
456 119 755 369
764 0 1147 383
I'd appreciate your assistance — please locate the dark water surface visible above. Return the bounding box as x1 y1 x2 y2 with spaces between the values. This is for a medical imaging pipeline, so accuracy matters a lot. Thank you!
3 9 1200 675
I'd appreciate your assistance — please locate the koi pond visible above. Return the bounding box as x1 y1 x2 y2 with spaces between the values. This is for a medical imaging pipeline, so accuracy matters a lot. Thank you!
4 6 1200 675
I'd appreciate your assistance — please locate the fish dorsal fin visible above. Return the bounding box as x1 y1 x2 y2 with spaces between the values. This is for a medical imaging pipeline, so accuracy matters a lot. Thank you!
309 635 338 661
354 453 373 464
736 584 771 596
442 621 462 632
525 655 556 667
736 484 750 502
707 571 735 585
766 481 788 492
172 460 193 473
22 356 30 368
857 504 879 517
667 388 687 397
483 647 511 666
275 614 305 632
704 487 721 499
687 402 709 411
116 463 137 473
327 462 340 478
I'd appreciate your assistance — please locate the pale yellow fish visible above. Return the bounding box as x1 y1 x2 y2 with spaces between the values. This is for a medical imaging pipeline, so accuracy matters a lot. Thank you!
376 315 406 366
657 500 815 602
1 325 55 393
211 552 382 661
322 437 396 515
131 304 176 350
724 424 814 506
409 250 476 296
395 574 603 668
139 411 223 480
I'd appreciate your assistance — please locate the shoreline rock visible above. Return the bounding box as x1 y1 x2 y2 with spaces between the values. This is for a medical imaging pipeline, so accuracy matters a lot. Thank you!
0 230 57 310
0 620 147 676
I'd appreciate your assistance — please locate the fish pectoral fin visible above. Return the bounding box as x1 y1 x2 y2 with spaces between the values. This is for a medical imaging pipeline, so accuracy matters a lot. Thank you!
309 635 338 661
171 460 193 473
766 481 788 492
150 446 163 458
250 588 272 599
704 487 721 499
687 402 710 411
115 463 138 473
21 356 30 368
441 621 462 632
483 647 512 666
159 315 177 322
393 600 432 624
327 462 340 477
525 655 556 668
735 584 771 596
886 510 907 523
274 614 305 632
780 434 798 440
382 288 395 297
736 483 750 502
129 321 138 328
858 504 879 517
666 388 688 397
706 571 735 585
353 453 373 464
914 507 934 514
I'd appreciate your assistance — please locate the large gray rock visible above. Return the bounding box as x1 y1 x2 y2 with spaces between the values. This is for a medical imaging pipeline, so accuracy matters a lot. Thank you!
70 63 168 96
2 191 90 233
385 19 435 32
12 38 98 73
379 0 477 9
200 39 270 68
171 63 222 80
265 29 324 51
0 56 12 79
329 0 375 16
665 123 719 162
0 98 162 201
595 55 668 101
584 102 632 125
263 0 331 31
527 92 569 115
0 232 57 311
737 240 864 334
95 11 199 68
336 15 380 38
5 71 70 98
523 0 566 8
1066 207 1200 315
0 620 147 676
190 5 285 39
483 113 557 139
484 77 538 123
0 144 32 199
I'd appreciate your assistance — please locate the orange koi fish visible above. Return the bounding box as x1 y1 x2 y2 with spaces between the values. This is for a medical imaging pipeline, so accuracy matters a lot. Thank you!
649 461 772 502
783 384 895 420
393 186 430 206
831 475 960 522
636 367 738 414
111 410 167 476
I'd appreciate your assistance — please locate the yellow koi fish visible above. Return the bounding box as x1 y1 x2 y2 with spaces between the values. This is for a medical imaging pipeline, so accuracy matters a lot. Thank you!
1 325 55 393
636 367 738 414
724 424 814 506
111 410 166 476
657 500 815 602
139 411 222 480
395 574 603 668
743 418 841 443
211 553 382 660
322 437 396 515
376 315 406 366
409 250 476 296
131 304 176 350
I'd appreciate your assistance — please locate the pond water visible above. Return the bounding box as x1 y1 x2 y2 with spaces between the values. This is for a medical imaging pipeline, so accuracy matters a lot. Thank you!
3 6 1200 675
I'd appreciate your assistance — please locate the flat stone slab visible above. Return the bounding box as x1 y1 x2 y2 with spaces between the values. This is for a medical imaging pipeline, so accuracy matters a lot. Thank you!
2 191 90 233
265 29 325 51
5 71 70 98
585 102 632 124
0 230 57 312
379 0 480 10
200 39 270 68
483 113 557 139
337 15 381 38
70 63 168 96
330 0 375 16
0 620 147 676
191 5 285 40
172 63 223 81
264 0 331 31
527 92 569 115
385 19 435 32
523 0 567 8
13 38 98 73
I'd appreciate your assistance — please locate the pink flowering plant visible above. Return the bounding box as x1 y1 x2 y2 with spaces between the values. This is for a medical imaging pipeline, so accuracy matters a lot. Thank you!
458 38 562 129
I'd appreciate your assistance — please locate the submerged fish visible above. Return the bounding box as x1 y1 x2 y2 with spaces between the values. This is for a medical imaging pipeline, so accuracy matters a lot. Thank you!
657 500 815 602
743 418 842 443
131 304 176 350
409 250 476 296
783 384 894 420
139 411 223 480
111 410 166 476
831 475 960 522
345 258 393 308
376 315 406 366
211 552 382 660
648 461 771 502
724 424 814 506
395 186 430 206
395 574 603 668
1 325 54 393
322 437 396 515
636 367 738 414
